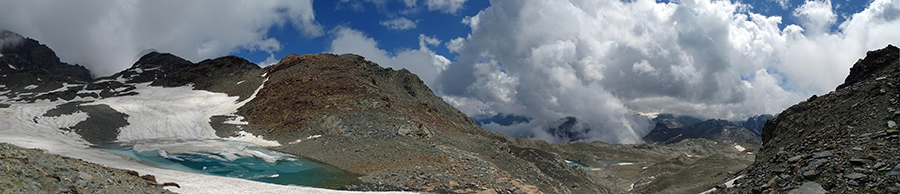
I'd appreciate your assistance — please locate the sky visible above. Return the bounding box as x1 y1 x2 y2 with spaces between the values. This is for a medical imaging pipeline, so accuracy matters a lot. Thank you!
1 0 898 144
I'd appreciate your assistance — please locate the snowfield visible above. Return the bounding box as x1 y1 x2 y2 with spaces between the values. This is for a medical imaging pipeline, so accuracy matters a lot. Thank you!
0 84 413 194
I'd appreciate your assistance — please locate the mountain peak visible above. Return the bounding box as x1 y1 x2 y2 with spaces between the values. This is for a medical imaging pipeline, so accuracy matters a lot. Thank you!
0 31 91 91
838 44 899 89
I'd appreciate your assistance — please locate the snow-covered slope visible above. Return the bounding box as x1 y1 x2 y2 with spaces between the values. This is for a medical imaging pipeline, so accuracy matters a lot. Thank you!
0 81 410 193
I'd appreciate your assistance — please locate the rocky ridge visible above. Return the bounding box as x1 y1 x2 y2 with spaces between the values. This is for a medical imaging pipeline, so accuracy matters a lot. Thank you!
715 45 900 193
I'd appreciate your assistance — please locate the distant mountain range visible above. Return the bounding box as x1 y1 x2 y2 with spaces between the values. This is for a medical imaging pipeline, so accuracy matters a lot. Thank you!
643 116 761 145
475 112 773 145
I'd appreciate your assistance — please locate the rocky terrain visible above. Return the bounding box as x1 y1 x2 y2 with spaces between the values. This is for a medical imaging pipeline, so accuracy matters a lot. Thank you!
0 31 769 194
0 143 175 194
714 45 900 193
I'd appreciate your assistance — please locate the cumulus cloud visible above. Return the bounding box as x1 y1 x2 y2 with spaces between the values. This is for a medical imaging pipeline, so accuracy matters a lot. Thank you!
794 0 837 34
0 0 322 76
380 17 419 30
330 27 450 86
437 0 899 143
426 0 467 13
446 37 466 53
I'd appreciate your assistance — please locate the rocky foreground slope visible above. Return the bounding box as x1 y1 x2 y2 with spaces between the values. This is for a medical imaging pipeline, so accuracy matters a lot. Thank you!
715 45 900 193
0 143 174 193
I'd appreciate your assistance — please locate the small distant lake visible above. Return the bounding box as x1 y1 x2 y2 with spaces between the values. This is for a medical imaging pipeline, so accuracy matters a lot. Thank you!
96 140 360 189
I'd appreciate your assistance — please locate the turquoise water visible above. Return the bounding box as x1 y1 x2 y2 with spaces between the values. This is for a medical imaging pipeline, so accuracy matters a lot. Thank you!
96 141 360 189
566 160 589 167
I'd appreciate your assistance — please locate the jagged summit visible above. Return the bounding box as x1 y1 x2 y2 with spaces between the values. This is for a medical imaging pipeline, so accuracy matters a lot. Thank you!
102 51 194 83
838 44 899 89
0 31 91 89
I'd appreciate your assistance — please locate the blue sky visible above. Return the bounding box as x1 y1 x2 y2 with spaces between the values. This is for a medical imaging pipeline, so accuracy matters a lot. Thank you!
231 0 873 67
1 0 897 143
235 0 491 67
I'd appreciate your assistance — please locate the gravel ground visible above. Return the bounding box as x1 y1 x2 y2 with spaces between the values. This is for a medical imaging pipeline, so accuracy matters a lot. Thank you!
0 143 176 194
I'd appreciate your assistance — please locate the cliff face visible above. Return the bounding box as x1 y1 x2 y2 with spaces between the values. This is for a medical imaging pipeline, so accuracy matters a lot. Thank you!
718 45 900 193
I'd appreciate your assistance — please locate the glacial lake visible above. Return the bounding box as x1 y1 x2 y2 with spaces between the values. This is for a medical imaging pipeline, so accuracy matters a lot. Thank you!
96 140 360 189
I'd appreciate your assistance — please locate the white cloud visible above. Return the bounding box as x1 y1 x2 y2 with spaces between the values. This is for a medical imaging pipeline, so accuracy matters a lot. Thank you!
329 27 450 86
380 17 418 30
426 0 467 13
793 0 837 34
437 0 900 143
774 0 791 9
446 37 466 53
0 0 322 76
257 54 280 67
632 60 658 76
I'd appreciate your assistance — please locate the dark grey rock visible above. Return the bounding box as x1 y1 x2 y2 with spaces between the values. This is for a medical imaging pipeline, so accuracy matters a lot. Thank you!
803 170 818 180
873 162 886 169
844 172 866 180
812 151 833 159
887 164 900 175
788 155 804 163
43 101 127 145
850 158 873 166
787 182 827 194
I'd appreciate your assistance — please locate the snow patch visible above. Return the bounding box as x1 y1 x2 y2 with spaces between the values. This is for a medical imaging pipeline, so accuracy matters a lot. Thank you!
261 72 267 77
699 175 744 194
733 144 746 152
635 111 660 119
8 64 15 70
236 80 245 85
24 85 38 90
307 135 322 140
288 139 303 145
224 131 281 147
223 115 249 125
85 83 236 141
